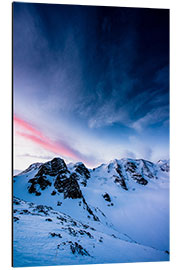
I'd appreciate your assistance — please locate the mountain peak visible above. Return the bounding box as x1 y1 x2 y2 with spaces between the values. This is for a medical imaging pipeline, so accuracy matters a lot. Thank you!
18 162 42 176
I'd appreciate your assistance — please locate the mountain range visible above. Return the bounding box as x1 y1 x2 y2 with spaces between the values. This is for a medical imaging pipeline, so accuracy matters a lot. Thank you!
13 157 170 267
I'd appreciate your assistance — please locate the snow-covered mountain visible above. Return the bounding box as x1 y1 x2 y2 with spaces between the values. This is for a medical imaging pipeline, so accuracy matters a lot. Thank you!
13 157 169 267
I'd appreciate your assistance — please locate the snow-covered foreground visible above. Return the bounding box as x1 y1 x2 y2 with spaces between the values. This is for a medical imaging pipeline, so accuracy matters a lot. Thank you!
13 157 169 267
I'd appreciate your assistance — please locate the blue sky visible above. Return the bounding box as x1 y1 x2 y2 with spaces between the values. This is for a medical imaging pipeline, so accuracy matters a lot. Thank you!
13 2 169 169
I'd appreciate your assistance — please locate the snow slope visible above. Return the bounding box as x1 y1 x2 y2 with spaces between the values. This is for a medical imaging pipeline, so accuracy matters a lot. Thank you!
13 157 169 266
13 197 169 267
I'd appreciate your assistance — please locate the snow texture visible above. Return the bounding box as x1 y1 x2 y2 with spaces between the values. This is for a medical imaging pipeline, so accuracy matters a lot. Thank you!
13 157 169 267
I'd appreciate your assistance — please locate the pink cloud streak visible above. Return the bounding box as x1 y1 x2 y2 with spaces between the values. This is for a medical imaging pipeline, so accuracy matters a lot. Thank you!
14 115 85 162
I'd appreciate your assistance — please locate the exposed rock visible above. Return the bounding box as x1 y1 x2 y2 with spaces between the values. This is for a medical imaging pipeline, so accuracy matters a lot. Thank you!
37 157 68 177
158 160 169 172
13 217 19 222
54 173 83 199
107 203 114 207
115 164 128 190
49 232 62 238
34 205 52 216
13 198 20 205
125 162 137 173
74 163 90 186
78 230 93 238
82 197 99 221
102 192 111 202
35 191 41 196
132 174 148 185
57 201 62 206
124 161 148 186
45 218 52 222
70 242 90 256
28 175 51 194
141 160 154 179
99 237 103 242
114 176 128 190
51 190 56 196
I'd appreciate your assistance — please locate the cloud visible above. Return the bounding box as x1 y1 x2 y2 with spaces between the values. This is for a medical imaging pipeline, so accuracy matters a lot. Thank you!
14 115 44 138
123 150 136 159
88 100 128 129
13 4 169 167
131 106 169 132
14 115 94 165
129 136 153 161
17 153 54 160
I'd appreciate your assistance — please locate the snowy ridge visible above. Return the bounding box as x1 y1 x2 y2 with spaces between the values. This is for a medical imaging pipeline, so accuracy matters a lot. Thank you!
13 157 169 266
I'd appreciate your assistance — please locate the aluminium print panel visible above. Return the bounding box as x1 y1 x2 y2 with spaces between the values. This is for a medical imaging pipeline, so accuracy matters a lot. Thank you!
13 2 169 267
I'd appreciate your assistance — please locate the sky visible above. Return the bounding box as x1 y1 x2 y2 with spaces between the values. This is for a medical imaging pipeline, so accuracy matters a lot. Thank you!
13 2 169 170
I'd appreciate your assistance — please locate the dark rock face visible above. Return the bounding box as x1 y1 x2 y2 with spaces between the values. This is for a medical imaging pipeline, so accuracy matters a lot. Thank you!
57 201 62 206
50 232 62 238
75 163 90 179
35 204 53 215
82 197 100 221
27 158 88 200
70 242 90 256
115 164 128 190
13 198 20 205
54 173 83 199
37 158 68 177
125 161 148 186
74 163 90 187
102 193 111 202
28 158 68 195
28 175 51 195
132 174 148 185
114 176 128 190
125 162 137 173
54 173 68 193
158 161 169 172
141 160 154 179
13 217 19 222
51 190 56 196
45 218 52 222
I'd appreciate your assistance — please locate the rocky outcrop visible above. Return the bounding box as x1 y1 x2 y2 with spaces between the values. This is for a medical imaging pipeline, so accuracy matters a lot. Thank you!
115 164 128 190
37 157 68 177
141 160 155 179
70 242 90 256
28 175 51 196
102 193 111 202
82 197 100 221
114 176 128 190
158 160 169 172
131 174 148 185
125 161 137 174
74 163 90 187
28 158 69 195
124 161 148 185
54 173 83 199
